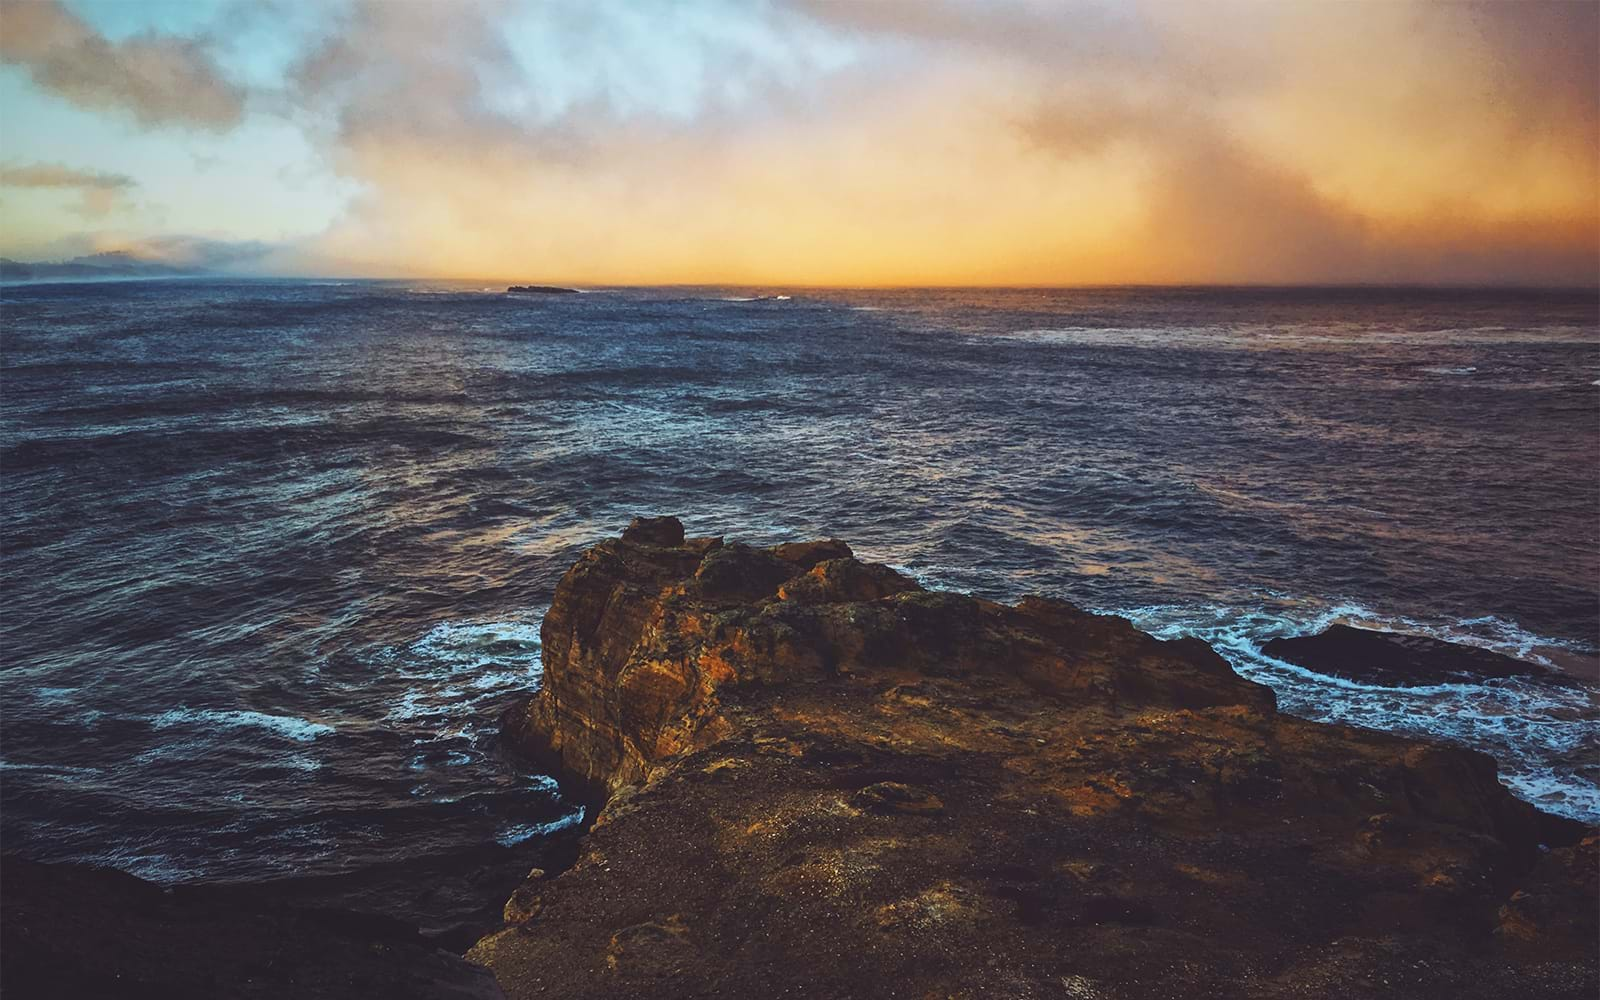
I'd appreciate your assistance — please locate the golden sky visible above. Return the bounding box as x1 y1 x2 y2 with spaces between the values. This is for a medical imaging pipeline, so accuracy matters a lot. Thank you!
2 0 1596 285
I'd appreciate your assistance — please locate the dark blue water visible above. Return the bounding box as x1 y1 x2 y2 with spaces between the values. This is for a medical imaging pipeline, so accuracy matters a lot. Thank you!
4 280 1597 919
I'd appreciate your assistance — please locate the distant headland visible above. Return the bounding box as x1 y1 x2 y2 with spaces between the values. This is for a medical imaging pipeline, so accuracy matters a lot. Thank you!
0 252 200 282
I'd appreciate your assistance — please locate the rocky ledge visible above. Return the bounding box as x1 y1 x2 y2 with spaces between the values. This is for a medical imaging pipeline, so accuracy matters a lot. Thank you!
475 518 1596 999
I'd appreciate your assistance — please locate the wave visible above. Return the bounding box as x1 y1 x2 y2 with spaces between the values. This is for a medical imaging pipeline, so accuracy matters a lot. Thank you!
992 325 1599 350
1113 600 1600 822
149 708 334 742
495 807 586 846
0 760 102 776
381 618 543 733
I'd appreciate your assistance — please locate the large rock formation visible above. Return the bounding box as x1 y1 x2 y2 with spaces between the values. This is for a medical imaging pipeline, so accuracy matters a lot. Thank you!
478 519 1595 999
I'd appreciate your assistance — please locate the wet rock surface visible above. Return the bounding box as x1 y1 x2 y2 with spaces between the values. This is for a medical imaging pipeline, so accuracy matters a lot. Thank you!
482 519 1596 999
1261 623 1561 687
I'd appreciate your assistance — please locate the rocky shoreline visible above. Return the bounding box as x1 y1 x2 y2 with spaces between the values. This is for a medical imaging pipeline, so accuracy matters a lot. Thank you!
3 519 1594 998
471 518 1596 998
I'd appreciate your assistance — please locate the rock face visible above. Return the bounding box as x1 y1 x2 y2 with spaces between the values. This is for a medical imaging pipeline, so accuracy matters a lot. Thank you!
1261 624 1560 687
0 857 504 1000
481 519 1595 999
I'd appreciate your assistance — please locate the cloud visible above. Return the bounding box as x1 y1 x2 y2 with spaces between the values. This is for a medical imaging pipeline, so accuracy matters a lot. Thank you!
89 233 277 269
0 161 136 217
2 0 1593 284
0 0 245 129
276 0 1595 285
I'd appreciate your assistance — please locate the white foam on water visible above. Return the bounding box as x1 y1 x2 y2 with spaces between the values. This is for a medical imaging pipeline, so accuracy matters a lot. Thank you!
150 708 334 742
385 617 544 716
388 687 468 722
381 617 545 749
1112 600 1600 823
495 806 585 846
992 325 1597 350
0 759 101 776
407 619 543 670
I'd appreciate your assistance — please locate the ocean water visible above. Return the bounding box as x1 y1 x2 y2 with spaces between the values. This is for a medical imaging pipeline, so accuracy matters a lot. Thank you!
3 281 1597 921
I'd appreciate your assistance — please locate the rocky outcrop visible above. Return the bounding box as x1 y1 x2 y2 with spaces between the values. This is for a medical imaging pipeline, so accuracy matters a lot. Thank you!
0 856 504 999
480 519 1595 999
1262 624 1563 687
502 518 1272 805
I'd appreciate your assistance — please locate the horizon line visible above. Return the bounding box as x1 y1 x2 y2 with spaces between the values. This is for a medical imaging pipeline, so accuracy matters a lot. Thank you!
5 273 1599 294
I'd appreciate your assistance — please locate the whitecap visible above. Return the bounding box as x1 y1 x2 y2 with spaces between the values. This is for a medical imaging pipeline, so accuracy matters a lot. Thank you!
495 806 585 846
150 708 334 742
0 759 102 776
1110 599 1600 824
408 619 542 667
382 617 544 728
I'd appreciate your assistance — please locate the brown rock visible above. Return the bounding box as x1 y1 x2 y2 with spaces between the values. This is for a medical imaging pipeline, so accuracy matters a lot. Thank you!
620 515 685 547
777 557 921 604
482 523 1597 1000
692 543 798 603
771 538 853 569
854 781 945 815
503 881 544 925
1495 835 1600 959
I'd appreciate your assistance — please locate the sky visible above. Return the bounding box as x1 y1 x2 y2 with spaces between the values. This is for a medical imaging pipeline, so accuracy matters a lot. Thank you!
0 0 1595 286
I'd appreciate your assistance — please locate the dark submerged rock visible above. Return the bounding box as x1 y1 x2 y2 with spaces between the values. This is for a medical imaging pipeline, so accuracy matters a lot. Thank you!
1261 623 1560 687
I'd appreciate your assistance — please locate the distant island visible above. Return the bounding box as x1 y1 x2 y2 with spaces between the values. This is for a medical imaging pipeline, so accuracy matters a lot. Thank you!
507 285 580 295
0 252 199 282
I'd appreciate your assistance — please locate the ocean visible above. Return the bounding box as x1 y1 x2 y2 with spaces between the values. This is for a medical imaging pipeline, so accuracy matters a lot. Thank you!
3 280 1596 930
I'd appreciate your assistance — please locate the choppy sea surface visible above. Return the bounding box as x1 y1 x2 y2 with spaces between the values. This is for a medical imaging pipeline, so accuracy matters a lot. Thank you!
3 281 1597 922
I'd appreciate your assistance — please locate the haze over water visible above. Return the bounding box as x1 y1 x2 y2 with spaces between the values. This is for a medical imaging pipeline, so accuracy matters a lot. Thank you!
2 280 1597 924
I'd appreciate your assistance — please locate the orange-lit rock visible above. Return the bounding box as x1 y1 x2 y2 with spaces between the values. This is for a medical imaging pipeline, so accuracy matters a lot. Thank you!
482 519 1595 999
